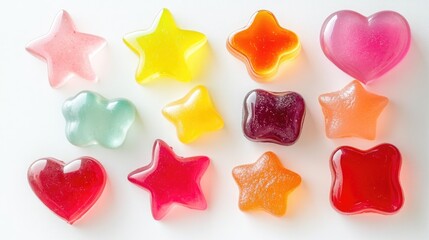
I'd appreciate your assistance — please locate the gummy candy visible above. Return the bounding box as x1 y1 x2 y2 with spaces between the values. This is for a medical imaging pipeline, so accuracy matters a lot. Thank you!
232 151 301 216
128 139 210 220
63 91 136 148
330 144 403 214
162 85 224 144
319 80 388 140
123 8 207 83
243 89 305 146
27 157 106 224
227 10 300 81
320 10 411 84
26 10 106 88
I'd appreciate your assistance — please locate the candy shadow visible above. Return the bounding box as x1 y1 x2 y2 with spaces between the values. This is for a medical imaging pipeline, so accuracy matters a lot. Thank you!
120 110 146 152
262 47 312 88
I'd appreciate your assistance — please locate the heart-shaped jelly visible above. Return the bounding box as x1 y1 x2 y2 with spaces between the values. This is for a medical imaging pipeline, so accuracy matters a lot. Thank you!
27 157 107 224
320 10 411 84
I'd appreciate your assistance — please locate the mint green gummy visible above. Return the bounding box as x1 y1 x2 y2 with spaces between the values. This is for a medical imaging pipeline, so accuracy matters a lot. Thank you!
63 91 136 148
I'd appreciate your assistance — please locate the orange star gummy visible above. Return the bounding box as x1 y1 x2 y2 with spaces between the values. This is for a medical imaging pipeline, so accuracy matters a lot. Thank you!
232 152 301 216
227 10 300 81
319 80 389 140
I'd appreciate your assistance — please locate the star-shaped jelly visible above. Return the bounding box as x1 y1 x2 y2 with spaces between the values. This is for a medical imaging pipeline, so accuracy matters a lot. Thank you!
62 91 136 148
243 89 305 146
128 139 210 220
319 80 388 140
123 8 207 83
227 10 300 81
330 144 403 214
232 151 301 216
26 10 106 88
162 85 224 143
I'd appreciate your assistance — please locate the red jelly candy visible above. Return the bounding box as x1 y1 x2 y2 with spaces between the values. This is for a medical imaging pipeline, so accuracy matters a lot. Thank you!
128 139 210 220
243 89 305 145
330 144 404 214
27 157 107 224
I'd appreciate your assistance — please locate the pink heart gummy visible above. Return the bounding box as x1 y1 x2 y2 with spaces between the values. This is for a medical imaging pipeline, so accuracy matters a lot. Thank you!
320 10 411 84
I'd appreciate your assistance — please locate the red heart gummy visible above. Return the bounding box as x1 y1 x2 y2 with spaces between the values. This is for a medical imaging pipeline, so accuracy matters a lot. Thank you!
27 157 107 224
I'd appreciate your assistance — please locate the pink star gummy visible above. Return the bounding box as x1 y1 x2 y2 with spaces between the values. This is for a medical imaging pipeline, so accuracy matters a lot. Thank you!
26 10 106 88
128 139 210 220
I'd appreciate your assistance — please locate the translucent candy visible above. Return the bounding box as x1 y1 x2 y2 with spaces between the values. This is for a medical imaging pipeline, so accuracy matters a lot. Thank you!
162 85 224 143
227 10 300 81
27 157 106 224
319 80 388 140
232 151 301 216
123 8 207 83
26 10 106 88
128 139 210 220
330 144 403 214
320 10 411 84
243 89 305 146
63 91 136 148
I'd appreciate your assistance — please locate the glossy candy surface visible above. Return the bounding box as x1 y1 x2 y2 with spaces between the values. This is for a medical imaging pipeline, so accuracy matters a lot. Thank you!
26 10 106 88
123 8 207 83
27 157 106 224
330 144 403 214
320 10 411 84
243 89 305 145
162 85 224 143
128 139 210 220
63 91 136 148
319 80 388 140
227 10 300 81
232 151 301 216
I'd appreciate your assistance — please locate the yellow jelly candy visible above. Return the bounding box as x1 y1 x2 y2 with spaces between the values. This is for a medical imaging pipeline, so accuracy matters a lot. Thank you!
162 86 224 143
123 8 207 83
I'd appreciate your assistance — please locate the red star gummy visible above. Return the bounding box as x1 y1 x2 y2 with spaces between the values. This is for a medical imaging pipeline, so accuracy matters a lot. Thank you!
128 139 210 220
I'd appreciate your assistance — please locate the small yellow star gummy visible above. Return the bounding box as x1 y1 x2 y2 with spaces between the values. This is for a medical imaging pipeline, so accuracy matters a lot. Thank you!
162 85 224 143
123 8 207 83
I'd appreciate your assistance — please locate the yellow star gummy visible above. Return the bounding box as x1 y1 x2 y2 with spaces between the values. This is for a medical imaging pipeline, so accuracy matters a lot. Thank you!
123 8 207 83
162 86 224 143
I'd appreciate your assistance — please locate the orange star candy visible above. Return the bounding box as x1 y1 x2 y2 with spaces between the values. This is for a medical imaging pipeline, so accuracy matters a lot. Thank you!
319 80 389 140
232 152 301 216
227 10 300 81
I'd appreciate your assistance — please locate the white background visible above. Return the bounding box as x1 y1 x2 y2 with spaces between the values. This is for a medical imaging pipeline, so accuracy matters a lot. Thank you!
1 0 428 239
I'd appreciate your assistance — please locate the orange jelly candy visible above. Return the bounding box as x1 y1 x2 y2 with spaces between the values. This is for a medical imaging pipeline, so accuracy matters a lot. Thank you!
227 10 300 81
232 151 301 216
319 80 388 140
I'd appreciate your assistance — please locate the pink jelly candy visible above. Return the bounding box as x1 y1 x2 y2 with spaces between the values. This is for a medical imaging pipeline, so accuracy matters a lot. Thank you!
320 10 411 84
26 10 106 88
128 139 210 220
